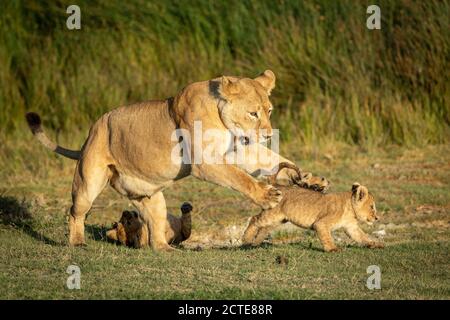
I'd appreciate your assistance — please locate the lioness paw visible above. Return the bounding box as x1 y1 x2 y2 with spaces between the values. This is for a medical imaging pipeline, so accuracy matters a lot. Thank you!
259 184 282 209
325 247 341 253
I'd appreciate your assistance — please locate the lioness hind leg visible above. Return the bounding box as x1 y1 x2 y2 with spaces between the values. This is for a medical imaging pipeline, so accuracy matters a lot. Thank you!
69 162 110 246
132 192 174 252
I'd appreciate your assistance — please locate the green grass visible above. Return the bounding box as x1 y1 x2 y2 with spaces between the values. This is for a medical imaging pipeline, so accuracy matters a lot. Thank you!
1 235 448 299
1 145 449 299
0 0 449 147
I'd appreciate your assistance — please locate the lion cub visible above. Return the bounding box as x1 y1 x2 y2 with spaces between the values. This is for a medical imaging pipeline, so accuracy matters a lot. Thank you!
243 164 383 252
107 202 193 248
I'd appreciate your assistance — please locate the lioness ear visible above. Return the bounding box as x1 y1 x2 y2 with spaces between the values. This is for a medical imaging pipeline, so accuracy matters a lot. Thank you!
254 70 276 95
220 76 240 101
106 229 118 241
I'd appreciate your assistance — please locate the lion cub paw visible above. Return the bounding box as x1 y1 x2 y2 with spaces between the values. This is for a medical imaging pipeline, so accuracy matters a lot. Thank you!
367 241 384 249
324 247 341 253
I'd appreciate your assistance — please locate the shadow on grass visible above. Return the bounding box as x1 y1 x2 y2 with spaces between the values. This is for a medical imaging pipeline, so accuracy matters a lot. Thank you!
0 195 62 246
201 240 330 252
85 224 110 242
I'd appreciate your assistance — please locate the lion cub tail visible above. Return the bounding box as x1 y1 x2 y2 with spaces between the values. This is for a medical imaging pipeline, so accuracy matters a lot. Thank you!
25 112 81 160
180 202 193 240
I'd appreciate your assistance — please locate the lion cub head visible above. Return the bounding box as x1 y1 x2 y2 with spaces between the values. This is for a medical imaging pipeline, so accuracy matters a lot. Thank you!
298 172 330 193
217 70 276 144
106 210 146 247
351 183 379 224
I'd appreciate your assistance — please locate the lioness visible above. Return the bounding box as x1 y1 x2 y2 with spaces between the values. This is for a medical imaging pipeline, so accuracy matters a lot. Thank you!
107 202 193 248
243 164 383 252
26 70 295 251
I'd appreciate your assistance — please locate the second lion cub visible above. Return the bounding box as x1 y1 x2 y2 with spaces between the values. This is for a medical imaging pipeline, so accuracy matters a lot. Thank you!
107 202 193 248
243 163 384 252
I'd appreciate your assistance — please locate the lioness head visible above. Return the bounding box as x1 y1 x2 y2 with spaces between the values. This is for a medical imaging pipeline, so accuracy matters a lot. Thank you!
351 183 379 224
299 172 330 193
218 70 276 144
106 210 144 246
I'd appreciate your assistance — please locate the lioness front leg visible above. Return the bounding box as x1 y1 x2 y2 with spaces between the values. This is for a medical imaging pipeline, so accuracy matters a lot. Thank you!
132 192 174 252
345 225 384 249
191 163 282 209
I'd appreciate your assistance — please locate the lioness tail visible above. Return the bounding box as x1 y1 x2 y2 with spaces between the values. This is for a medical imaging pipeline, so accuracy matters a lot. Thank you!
25 112 81 160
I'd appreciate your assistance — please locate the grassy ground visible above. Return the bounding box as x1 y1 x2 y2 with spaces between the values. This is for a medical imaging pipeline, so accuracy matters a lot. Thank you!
0 144 448 299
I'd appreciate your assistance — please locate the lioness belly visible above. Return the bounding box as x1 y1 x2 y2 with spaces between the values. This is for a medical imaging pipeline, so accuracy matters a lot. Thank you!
110 171 173 199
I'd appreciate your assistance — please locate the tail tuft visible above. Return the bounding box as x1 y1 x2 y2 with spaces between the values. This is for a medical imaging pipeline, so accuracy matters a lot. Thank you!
180 202 193 215
25 112 43 134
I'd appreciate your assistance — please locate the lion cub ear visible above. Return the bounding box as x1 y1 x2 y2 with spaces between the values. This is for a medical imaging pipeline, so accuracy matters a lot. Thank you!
220 76 241 101
301 172 313 182
254 70 276 95
352 182 361 193
352 183 368 202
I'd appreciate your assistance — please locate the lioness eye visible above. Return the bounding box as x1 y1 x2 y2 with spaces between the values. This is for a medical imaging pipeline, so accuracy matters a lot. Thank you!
249 112 258 118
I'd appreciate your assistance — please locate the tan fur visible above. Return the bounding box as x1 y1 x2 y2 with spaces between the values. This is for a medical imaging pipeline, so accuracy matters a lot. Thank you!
297 172 330 192
106 202 193 248
242 182 383 252
26 70 286 251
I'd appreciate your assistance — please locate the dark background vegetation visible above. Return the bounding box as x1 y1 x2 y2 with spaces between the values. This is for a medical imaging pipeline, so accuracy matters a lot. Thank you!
1 0 449 149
